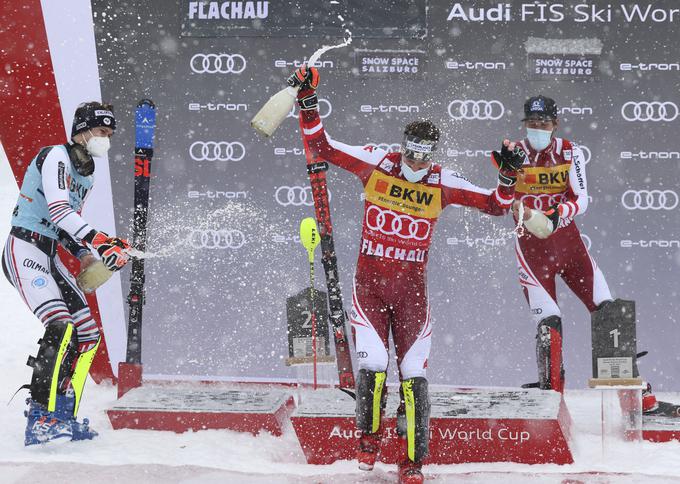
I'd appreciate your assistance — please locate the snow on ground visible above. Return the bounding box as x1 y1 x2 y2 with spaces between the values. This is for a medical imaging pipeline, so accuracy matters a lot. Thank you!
2 146 680 483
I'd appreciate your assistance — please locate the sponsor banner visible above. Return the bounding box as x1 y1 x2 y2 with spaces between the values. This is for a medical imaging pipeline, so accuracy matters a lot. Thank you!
620 150 680 161
621 239 680 249
181 0 426 38
353 49 426 78
446 236 508 248
445 59 507 71
621 190 679 210
620 62 680 72
528 53 599 81
188 102 248 112
187 189 248 200
621 101 679 122
446 3 680 24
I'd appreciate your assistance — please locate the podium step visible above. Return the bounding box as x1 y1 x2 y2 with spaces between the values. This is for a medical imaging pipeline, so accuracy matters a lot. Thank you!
107 383 294 435
291 387 574 465
643 413 680 442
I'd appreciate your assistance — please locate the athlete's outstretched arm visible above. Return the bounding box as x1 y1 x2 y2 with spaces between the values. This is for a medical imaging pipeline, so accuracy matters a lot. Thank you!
440 169 515 215
41 148 95 241
299 109 384 185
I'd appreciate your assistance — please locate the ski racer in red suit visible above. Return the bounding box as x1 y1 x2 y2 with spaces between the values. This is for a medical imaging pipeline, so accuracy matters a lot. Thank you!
289 66 524 483
509 95 660 413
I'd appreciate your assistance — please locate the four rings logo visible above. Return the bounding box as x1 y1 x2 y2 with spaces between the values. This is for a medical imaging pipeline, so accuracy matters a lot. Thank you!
288 98 332 119
520 193 566 211
621 190 679 210
188 229 246 249
190 53 247 74
621 102 679 122
448 100 505 120
365 205 431 241
190 141 246 162
366 142 401 153
275 186 331 206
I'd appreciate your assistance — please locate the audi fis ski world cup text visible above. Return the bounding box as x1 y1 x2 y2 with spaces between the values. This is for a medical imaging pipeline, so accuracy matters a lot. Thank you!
329 425 530 443
446 3 680 23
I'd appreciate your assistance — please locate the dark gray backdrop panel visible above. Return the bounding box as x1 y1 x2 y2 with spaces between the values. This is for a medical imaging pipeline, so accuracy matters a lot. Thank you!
92 0 680 388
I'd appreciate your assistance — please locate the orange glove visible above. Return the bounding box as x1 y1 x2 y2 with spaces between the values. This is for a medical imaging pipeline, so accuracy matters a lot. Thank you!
287 66 320 110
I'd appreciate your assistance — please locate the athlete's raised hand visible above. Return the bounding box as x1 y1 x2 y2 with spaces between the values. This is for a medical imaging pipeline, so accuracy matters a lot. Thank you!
287 65 320 111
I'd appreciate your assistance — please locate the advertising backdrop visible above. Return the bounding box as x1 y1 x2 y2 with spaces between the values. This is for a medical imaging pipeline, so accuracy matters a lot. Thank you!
92 0 680 388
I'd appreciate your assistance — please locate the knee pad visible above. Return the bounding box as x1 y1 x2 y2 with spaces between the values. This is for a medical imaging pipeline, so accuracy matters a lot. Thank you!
27 321 78 411
355 369 387 434
401 377 430 463
536 316 564 392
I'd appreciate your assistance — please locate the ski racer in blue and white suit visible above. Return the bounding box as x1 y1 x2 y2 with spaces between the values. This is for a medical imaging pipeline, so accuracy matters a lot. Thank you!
2 102 130 445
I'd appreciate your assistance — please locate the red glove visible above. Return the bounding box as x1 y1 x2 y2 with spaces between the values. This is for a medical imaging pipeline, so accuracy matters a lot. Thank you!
86 231 131 271
287 66 319 110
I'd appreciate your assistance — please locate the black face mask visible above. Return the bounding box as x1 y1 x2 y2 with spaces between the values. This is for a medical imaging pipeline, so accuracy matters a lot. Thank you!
67 143 95 176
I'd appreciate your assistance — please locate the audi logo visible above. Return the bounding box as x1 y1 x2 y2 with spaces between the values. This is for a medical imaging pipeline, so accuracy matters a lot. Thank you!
621 102 679 122
580 234 592 251
447 100 505 120
190 53 247 74
519 193 566 212
621 190 679 210
190 141 246 162
188 229 246 249
578 145 591 165
275 186 331 206
287 98 332 119
365 205 431 241
366 142 401 153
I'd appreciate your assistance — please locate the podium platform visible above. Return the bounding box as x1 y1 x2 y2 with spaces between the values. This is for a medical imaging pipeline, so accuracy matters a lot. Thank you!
291 387 574 465
107 383 294 435
643 412 680 442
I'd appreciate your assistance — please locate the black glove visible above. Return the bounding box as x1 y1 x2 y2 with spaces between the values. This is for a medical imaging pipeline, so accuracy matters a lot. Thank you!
492 143 526 186
287 66 319 111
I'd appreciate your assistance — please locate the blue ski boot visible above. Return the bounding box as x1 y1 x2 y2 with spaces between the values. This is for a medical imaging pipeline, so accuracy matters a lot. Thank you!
54 392 98 441
24 399 73 446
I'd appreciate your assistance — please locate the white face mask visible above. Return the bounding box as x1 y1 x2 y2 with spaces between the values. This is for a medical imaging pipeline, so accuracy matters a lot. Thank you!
85 131 111 157
526 128 553 151
401 161 429 183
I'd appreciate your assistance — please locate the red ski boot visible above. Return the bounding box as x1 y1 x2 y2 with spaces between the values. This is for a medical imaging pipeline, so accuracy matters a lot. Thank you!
642 382 659 414
357 431 381 471
398 458 424 484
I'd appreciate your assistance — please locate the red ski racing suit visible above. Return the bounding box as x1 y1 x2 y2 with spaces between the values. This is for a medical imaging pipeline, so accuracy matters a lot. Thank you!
301 109 515 380
513 137 612 392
